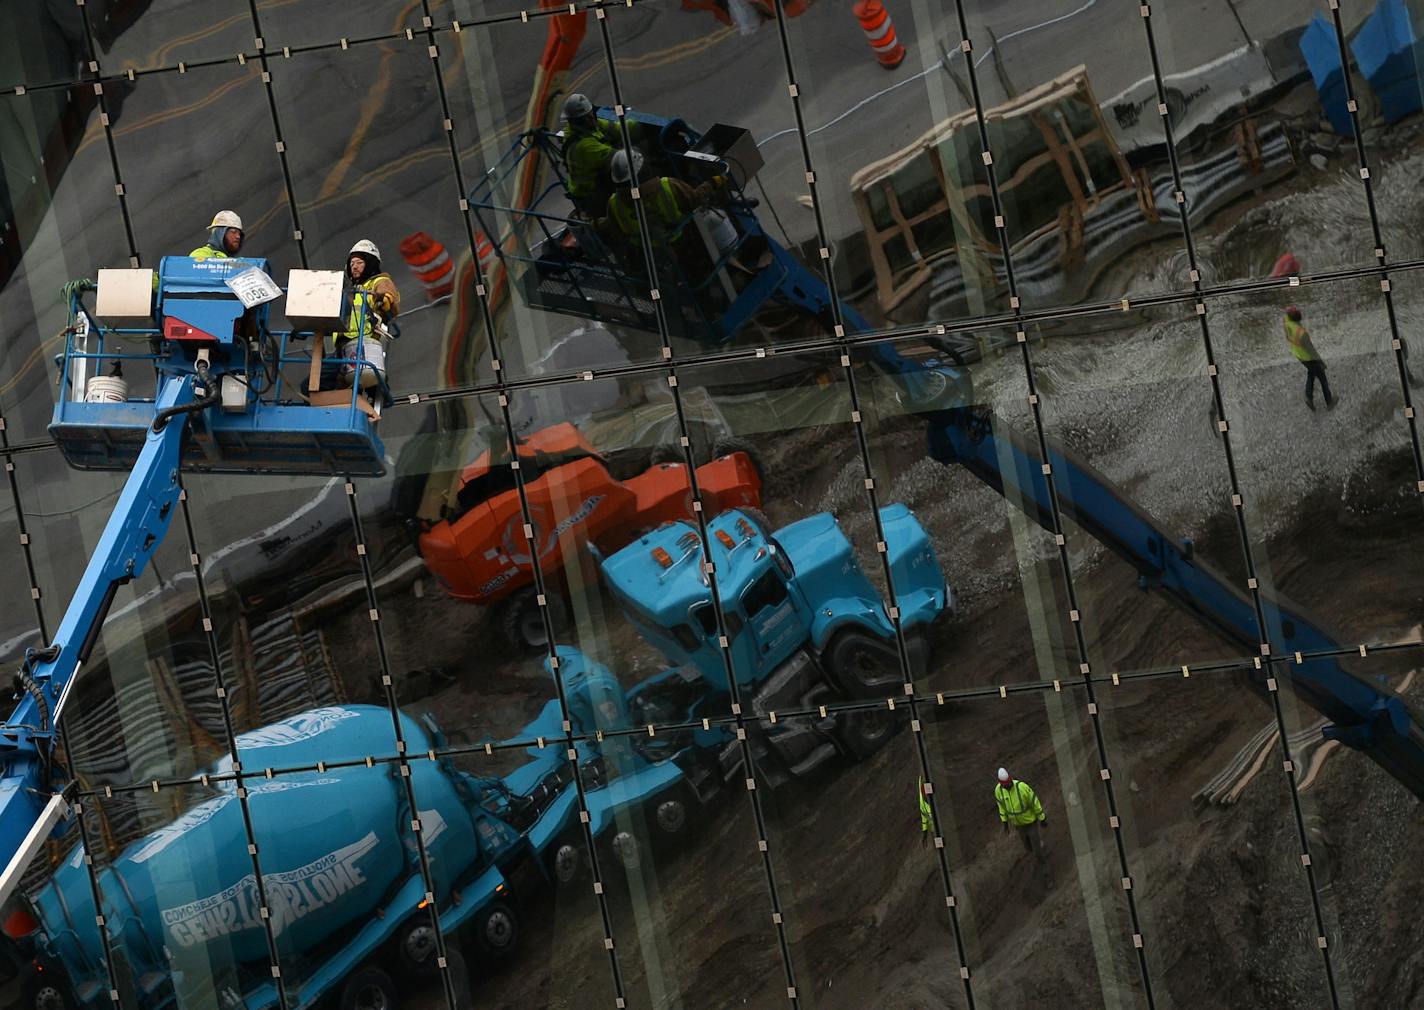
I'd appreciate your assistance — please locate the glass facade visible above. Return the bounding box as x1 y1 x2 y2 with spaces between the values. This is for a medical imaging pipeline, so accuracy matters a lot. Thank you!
2 1 1423 1008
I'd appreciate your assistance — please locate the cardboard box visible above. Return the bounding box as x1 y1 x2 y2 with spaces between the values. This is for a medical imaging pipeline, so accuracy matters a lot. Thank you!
285 270 348 331
95 268 155 318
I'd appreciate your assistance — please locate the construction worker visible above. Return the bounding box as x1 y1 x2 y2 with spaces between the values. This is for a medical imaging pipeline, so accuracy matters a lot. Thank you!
600 149 730 279
994 767 1046 855
917 776 933 847
562 94 621 218
307 240 400 396
192 210 244 260
1283 305 1336 411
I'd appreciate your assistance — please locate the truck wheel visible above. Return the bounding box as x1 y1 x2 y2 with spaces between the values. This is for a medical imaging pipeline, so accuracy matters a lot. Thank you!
733 506 773 536
550 836 586 885
647 783 701 844
339 966 398 1010
499 586 566 652
649 443 685 466
711 436 766 490
825 628 903 698
473 901 519 959
24 978 72 1010
394 914 440 978
837 708 897 760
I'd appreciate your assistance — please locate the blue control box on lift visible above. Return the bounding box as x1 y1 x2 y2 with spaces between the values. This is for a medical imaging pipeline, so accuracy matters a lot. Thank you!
156 255 274 347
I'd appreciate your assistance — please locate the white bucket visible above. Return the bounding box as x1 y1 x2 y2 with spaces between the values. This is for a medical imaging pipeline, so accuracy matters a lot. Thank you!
695 208 739 256
84 375 129 403
339 339 386 390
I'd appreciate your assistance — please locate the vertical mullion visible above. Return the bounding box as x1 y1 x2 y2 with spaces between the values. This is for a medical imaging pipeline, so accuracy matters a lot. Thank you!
944 1 1160 1003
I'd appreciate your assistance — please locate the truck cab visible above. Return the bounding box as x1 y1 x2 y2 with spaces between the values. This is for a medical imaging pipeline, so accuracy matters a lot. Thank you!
599 507 951 783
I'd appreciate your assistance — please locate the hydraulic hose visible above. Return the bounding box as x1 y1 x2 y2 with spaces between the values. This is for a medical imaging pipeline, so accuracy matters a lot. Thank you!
152 361 220 432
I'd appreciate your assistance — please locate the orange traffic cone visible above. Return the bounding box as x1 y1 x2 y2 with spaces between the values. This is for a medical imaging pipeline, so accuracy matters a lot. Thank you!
853 0 905 69
400 232 455 301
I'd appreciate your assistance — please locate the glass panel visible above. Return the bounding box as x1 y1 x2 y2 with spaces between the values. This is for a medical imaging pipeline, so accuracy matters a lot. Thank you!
1279 647 1424 1008
13 449 224 788
255 0 425 49
783 0 1004 329
755 707 970 1009
1097 668 1332 1006
0 86 133 443
1150 0 1377 286
1214 277 1424 655
100 3 252 76
439 14 669 381
1028 302 1256 675
922 687 1149 1008
1352 0 1424 263
107 62 297 281
78 783 262 1010
852 332 1077 693
267 41 491 394
179 469 390 764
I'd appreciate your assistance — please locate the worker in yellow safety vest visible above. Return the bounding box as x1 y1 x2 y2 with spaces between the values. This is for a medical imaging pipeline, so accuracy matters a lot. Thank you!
1283 305 1336 411
306 240 400 397
918 776 933 846
562 93 623 218
995 767 1046 856
191 209 245 259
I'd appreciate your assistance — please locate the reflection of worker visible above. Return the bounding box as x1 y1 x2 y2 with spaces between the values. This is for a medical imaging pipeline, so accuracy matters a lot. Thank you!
192 210 244 260
562 94 621 218
918 776 933 846
600 149 730 285
1283 306 1336 411
995 767 1045 855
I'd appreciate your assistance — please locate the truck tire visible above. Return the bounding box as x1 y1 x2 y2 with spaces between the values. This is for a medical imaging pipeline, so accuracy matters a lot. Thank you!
825 628 903 698
549 833 586 885
647 783 702 845
473 901 519 959
649 443 685 466
732 506 772 536
394 914 441 978
24 977 72 1010
711 436 766 489
339 966 398 1010
498 586 567 652
836 707 898 760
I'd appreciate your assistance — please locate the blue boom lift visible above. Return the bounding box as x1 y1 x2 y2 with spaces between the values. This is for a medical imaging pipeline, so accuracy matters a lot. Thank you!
0 255 391 906
473 108 1424 801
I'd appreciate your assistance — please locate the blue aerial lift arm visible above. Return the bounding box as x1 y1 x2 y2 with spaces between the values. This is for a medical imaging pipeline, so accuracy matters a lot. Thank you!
0 373 201 906
921 393 1424 798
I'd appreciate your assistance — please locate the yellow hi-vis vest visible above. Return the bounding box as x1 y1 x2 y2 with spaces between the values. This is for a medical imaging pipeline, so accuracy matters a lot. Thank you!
994 779 1044 827
1284 317 1317 363
918 776 932 833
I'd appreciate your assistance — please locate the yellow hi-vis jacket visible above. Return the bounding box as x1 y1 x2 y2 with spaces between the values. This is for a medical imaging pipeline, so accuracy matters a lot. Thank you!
994 779 1044 827
918 776 932 833
334 273 400 353
188 245 228 261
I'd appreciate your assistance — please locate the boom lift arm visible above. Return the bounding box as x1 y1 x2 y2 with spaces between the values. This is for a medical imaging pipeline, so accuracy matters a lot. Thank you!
0 373 200 907
916 382 1424 798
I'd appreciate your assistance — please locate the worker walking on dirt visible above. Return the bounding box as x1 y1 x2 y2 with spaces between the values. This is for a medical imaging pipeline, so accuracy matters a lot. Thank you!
192 210 245 260
1283 305 1336 411
562 94 622 218
995 767 1046 855
918 775 933 846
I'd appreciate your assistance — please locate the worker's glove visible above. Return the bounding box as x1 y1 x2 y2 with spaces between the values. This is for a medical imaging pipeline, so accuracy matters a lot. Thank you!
376 292 396 316
61 278 97 302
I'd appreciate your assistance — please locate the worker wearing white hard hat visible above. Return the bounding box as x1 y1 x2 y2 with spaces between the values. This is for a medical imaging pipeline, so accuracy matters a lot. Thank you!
340 238 400 349
994 766 1047 857
561 92 621 217
191 210 244 260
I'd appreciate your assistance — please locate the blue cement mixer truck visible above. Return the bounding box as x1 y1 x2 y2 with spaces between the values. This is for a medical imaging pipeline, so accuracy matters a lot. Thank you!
13 703 687 1010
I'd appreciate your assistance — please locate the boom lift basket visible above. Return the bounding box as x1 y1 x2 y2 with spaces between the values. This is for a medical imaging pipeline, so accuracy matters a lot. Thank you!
49 257 390 477
469 111 827 346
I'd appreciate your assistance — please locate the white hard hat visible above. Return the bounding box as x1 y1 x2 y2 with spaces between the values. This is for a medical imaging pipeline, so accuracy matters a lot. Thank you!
563 93 593 120
208 210 243 231
349 239 381 261
997 767 1010 783
610 148 644 185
